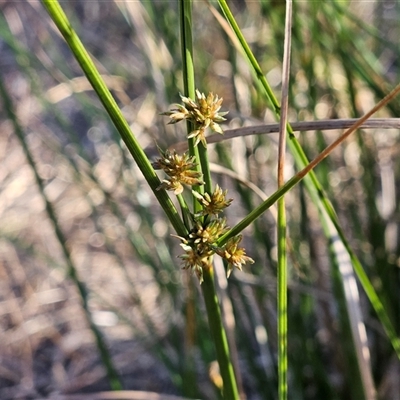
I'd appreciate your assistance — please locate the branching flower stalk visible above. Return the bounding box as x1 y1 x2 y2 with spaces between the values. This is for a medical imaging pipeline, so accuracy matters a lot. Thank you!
155 134 254 284
161 91 254 284
159 84 254 400
179 3 250 398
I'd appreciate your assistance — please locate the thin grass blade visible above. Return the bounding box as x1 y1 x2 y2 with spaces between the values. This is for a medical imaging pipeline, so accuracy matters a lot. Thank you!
276 1 292 399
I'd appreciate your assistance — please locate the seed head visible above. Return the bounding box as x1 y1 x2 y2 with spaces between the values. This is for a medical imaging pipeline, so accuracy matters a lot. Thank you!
153 147 204 194
217 235 254 277
193 184 233 217
162 89 228 147
175 218 229 284
189 218 229 251
179 242 210 284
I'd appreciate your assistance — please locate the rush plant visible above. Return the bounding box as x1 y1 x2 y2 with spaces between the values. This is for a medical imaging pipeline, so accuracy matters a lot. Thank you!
2 1 399 399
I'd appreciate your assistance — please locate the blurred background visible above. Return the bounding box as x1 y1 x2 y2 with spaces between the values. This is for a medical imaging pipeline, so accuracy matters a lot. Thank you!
0 1 399 399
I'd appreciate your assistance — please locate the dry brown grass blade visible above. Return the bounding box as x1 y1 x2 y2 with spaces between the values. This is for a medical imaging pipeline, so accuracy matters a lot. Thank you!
171 118 400 152
209 162 269 202
277 0 292 187
297 84 400 180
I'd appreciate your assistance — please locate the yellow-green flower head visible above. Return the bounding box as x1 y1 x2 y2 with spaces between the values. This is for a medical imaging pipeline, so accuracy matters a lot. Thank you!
161 103 189 124
153 147 204 194
193 184 233 216
174 218 229 284
157 178 184 195
179 243 210 284
217 235 254 277
189 218 229 250
162 89 228 147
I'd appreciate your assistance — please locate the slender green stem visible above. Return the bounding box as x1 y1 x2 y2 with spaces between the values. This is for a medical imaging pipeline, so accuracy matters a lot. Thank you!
0 72 122 390
179 0 195 101
180 1 239 397
277 200 288 400
198 143 213 195
217 0 280 115
201 265 240 400
177 194 192 230
179 0 204 212
180 0 221 196
41 0 187 238
277 2 292 398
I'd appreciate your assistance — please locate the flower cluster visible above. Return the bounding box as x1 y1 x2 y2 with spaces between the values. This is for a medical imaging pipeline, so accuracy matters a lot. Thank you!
152 147 204 195
193 184 233 217
174 186 253 283
216 235 254 278
160 91 253 283
177 220 253 283
176 218 228 283
162 89 228 147
189 218 229 252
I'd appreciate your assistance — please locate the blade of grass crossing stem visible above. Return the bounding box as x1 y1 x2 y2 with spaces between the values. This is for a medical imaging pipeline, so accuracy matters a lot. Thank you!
0 73 123 391
180 1 240 398
41 0 187 238
216 0 400 359
277 3 292 399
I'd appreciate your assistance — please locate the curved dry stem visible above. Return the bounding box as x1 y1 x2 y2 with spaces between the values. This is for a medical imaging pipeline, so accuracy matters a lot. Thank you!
171 118 400 152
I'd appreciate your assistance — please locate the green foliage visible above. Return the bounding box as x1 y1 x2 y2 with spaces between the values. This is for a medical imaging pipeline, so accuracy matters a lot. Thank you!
1 1 399 399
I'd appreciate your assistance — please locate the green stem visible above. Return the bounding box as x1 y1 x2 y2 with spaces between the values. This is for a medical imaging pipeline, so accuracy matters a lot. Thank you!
277 2 292 398
179 0 195 101
179 0 204 212
217 173 301 246
41 0 187 238
198 143 213 194
0 72 122 390
180 1 240 397
177 194 192 230
201 265 240 400
277 199 288 400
